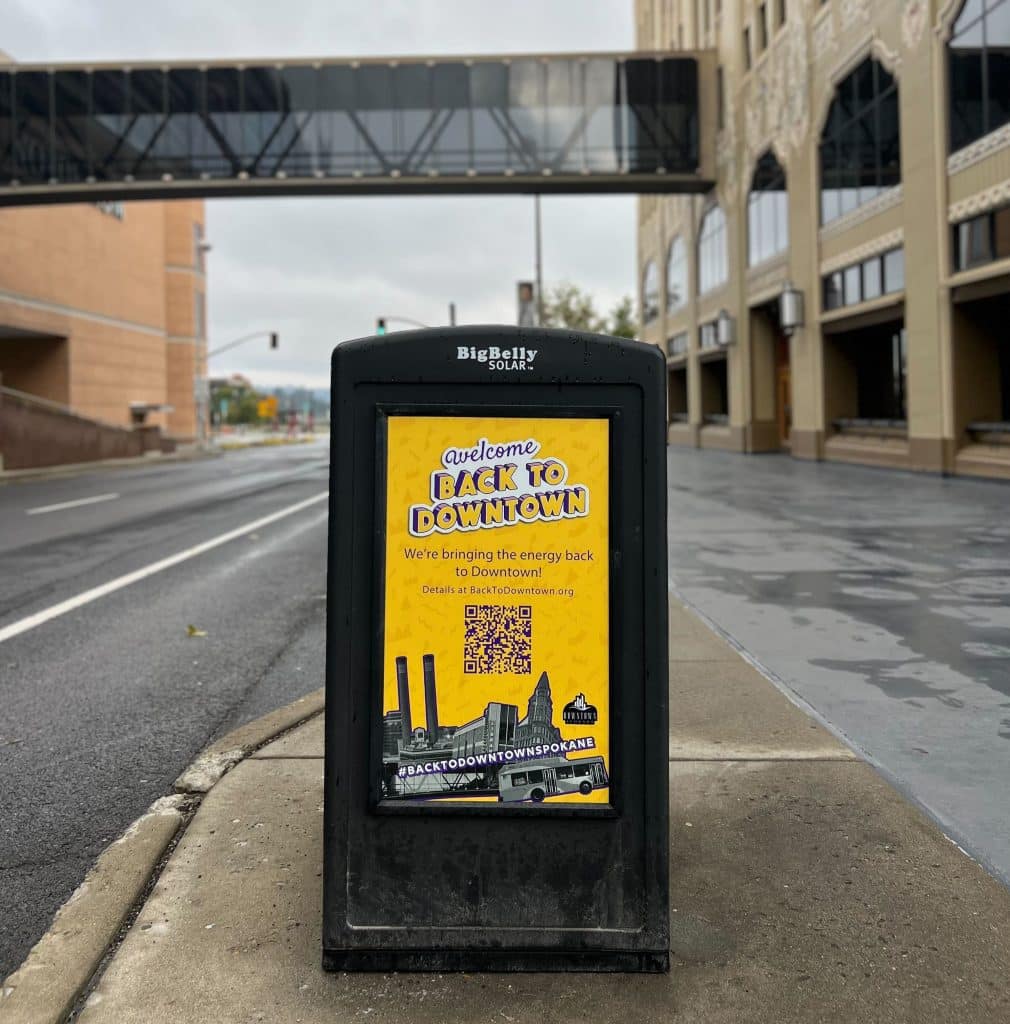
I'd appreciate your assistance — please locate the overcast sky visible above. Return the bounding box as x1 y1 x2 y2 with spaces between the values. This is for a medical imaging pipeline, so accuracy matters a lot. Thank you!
6 0 637 389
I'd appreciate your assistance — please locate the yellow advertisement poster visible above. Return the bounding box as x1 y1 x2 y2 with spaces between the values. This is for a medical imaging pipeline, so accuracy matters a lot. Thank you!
378 414 610 808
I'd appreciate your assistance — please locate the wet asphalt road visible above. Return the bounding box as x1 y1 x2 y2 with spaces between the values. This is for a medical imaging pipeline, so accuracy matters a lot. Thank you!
0 444 329 978
667 448 1010 887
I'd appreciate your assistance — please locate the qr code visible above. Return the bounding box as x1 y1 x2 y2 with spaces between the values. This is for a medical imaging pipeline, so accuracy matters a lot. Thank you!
463 605 532 675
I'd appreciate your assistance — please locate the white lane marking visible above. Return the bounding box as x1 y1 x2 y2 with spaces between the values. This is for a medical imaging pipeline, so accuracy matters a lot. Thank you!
0 491 328 645
26 493 120 516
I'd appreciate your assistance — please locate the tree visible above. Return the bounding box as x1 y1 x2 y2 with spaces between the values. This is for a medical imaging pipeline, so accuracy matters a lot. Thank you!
538 281 638 339
607 295 637 339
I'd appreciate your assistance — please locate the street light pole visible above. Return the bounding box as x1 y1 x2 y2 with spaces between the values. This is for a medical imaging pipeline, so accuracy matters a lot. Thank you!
534 194 544 327
377 315 431 331
201 330 278 446
207 330 278 358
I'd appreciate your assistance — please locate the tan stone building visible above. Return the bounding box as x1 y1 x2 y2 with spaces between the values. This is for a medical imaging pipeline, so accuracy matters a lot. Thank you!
0 199 207 441
636 0 1010 479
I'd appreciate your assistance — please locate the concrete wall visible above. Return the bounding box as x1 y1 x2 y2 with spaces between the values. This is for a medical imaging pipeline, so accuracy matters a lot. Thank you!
0 388 174 471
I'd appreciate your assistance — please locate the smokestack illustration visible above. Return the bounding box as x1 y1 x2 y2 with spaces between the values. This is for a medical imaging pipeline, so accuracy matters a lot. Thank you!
395 656 412 745
423 653 439 741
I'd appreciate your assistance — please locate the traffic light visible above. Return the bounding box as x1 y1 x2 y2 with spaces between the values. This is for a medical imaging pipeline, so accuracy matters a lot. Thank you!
270 332 279 349
376 318 387 336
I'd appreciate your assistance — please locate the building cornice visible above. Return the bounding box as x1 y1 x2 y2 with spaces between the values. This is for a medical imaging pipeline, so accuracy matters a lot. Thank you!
820 227 904 275
818 185 903 242
949 179 1010 224
746 254 789 300
947 122 1010 177
0 289 165 338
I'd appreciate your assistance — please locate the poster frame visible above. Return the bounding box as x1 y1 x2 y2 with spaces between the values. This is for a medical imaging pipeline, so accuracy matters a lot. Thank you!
369 402 624 819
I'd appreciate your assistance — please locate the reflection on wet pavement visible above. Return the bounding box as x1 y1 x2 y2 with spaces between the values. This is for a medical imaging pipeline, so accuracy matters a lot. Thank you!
667 449 1010 886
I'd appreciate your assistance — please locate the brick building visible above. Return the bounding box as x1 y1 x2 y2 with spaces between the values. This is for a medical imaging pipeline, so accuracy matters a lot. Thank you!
0 198 208 442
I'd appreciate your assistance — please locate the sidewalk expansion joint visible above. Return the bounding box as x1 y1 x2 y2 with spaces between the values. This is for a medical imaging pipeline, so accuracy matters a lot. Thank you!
250 754 323 760
668 756 862 763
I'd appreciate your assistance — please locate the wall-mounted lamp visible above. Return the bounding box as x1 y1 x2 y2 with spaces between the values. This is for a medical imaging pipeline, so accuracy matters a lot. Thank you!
716 308 735 347
779 282 805 336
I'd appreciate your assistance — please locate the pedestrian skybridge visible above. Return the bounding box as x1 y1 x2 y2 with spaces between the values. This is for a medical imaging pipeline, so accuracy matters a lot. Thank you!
0 52 715 205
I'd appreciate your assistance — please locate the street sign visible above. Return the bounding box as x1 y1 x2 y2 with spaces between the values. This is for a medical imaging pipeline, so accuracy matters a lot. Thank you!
325 326 669 972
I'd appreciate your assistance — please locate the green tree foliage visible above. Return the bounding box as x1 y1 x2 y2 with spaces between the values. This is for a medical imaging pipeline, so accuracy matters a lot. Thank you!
607 295 637 339
211 382 267 425
539 282 638 339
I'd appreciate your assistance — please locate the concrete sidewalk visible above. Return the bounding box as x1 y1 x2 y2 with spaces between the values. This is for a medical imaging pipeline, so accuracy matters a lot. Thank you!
16 603 1010 1023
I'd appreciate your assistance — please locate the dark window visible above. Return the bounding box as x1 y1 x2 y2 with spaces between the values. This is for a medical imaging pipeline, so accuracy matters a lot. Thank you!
642 259 661 323
823 249 904 310
127 69 168 181
957 212 993 268
669 365 689 420
862 256 882 300
510 773 527 787
883 248 905 292
667 235 688 312
744 27 752 70
777 0 787 28
527 770 544 783
824 271 844 311
52 71 89 183
667 331 689 357
3 57 701 187
819 58 900 224
701 356 729 421
699 320 719 350
950 0 1010 153
995 205 1010 260
0 74 12 181
758 4 769 50
575 765 592 777
13 71 51 183
953 202 1010 270
557 766 574 778
717 65 724 130
891 328 908 420
831 323 907 424
698 203 728 294
747 150 789 266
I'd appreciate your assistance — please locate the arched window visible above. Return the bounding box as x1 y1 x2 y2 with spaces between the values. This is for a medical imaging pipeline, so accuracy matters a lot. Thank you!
666 236 687 313
698 205 728 295
748 152 789 266
642 260 660 323
819 58 900 225
950 0 1010 153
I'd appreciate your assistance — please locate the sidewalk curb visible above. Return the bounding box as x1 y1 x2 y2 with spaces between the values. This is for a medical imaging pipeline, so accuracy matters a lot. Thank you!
0 688 325 1024
174 688 325 793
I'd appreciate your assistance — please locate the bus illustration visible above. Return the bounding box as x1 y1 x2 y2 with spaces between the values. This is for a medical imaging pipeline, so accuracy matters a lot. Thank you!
498 755 609 803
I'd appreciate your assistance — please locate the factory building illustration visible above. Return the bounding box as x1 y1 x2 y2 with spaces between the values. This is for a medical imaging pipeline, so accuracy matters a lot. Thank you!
379 654 606 803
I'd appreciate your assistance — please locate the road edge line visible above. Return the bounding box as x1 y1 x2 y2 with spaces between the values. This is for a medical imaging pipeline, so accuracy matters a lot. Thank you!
0 491 327 645
0 688 325 1024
